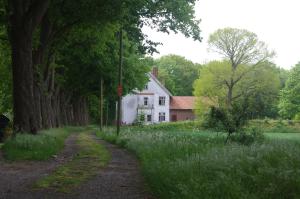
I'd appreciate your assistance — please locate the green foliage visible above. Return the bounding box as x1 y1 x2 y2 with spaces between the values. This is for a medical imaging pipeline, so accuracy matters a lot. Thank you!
0 33 11 114
96 129 118 144
34 132 110 193
279 63 300 119
2 127 85 160
248 120 300 134
137 112 146 125
294 113 300 121
208 28 274 66
136 120 201 131
229 127 265 145
194 60 281 119
202 104 249 135
155 54 201 95
99 126 300 199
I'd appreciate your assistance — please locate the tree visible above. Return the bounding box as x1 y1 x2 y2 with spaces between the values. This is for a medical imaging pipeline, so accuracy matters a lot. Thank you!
155 54 201 95
194 60 281 117
1 0 202 133
208 28 274 107
278 63 300 119
0 34 11 114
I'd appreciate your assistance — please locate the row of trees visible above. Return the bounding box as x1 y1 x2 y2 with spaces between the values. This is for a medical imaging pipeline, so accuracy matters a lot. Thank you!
0 0 202 134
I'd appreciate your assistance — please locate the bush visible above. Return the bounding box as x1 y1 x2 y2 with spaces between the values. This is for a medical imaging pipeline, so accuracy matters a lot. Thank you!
202 105 248 134
294 113 300 121
229 127 265 145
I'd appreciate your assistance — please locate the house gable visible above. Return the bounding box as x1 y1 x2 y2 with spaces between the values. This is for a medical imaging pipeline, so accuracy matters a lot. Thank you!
144 73 172 97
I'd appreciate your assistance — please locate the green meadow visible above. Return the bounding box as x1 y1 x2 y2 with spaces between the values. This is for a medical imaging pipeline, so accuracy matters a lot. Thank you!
97 122 300 199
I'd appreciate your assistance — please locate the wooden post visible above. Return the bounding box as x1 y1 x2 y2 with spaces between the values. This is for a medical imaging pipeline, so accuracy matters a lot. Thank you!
99 77 104 130
116 29 123 135
106 101 109 126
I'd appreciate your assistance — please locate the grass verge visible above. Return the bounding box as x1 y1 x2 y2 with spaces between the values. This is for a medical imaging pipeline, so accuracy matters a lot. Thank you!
2 126 86 161
34 132 110 193
98 126 300 199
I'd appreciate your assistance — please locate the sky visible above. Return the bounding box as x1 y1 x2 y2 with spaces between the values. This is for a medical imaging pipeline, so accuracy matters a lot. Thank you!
143 0 300 69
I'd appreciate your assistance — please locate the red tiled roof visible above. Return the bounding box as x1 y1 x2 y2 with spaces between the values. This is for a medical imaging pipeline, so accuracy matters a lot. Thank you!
170 96 196 110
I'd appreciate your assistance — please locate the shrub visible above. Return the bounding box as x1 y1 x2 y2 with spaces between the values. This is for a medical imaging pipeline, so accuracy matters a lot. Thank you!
202 105 248 135
229 127 265 145
294 113 300 121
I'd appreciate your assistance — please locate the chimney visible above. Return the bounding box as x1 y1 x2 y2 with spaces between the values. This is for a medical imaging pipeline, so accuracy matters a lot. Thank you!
152 67 158 78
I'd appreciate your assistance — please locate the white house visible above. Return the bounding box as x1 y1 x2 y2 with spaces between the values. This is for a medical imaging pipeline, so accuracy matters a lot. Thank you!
121 68 172 124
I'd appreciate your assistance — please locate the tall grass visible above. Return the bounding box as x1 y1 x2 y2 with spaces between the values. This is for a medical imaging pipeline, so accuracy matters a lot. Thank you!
98 126 300 199
2 126 85 160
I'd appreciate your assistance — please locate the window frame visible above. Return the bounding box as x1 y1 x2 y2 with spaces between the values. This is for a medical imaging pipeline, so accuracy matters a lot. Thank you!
159 96 166 106
144 97 148 106
159 112 166 122
147 114 152 122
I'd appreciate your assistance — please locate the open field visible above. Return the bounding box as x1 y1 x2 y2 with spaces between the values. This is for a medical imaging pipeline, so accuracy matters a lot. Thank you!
97 123 300 199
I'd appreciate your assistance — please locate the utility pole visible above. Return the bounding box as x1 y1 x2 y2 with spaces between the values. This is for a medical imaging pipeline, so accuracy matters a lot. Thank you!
116 29 123 135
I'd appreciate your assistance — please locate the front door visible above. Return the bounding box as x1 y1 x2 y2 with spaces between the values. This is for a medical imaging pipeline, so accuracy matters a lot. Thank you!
171 114 177 122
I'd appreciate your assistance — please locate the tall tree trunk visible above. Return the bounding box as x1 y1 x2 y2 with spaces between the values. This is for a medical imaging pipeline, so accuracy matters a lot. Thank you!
8 0 50 133
10 27 37 133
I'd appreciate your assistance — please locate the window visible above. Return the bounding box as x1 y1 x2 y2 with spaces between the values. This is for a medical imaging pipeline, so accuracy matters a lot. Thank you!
159 96 166 106
147 115 152 122
144 97 148 106
159 112 166 122
144 84 148 90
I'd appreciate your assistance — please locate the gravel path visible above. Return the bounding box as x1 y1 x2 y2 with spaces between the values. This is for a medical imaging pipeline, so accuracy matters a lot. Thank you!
0 134 153 199
71 136 153 199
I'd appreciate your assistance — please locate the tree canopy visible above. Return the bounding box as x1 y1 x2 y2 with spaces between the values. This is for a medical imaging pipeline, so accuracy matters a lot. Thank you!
193 60 281 119
154 54 201 96
0 0 202 133
278 63 300 119
206 28 274 107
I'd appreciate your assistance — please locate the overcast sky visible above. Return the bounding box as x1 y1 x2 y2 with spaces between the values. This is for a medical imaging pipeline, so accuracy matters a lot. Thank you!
143 0 300 69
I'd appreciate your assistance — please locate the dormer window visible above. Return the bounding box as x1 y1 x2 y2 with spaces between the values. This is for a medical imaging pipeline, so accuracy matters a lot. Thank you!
144 97 148 106
159 96 166 106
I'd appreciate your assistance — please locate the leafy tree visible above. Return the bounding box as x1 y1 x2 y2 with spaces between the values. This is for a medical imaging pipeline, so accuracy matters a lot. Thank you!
208 28 274 107
155 54 201 95
194 60 281 118
1 0 202 133
278 63 300 119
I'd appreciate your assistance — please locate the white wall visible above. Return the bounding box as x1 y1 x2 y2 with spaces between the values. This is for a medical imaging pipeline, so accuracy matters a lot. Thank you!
121 74 170 124
147 76 170 123
121 94 138 124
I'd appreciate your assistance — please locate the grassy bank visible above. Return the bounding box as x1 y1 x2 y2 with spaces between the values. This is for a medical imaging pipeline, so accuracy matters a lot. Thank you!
34 132 110 192
2 126 86 161
97 126 300 199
